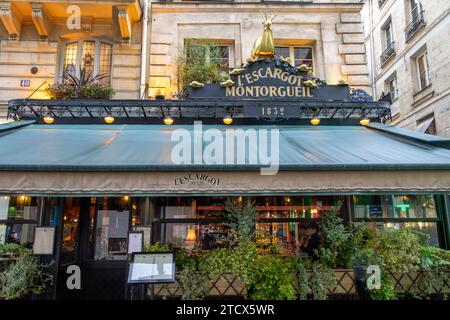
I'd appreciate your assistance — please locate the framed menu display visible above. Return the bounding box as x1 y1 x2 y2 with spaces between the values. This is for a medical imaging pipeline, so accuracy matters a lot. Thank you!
127 252 176 284
32 227 56 255
132 225 151 247
127 231 144 255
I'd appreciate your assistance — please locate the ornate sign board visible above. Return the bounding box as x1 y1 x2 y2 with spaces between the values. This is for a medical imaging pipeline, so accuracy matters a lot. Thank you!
187 58 352 101
127 252 176 284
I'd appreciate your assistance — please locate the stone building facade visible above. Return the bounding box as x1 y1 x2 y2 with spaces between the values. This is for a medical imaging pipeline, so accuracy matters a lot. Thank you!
148 0 371 99
362 0 450 136
0 0 144 120
0 0 371 120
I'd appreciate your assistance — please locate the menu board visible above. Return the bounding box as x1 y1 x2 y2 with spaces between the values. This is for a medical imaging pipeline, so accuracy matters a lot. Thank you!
127 232 143 254
133 226 151 247
127 252 176 284
33 227 56 255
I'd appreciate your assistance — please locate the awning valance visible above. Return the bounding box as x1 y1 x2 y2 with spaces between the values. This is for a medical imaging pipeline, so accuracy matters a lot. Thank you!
0 170 449 195
0 122 450 194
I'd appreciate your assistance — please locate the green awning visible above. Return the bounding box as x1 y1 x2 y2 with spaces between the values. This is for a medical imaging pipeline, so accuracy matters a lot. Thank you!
0 122 450 171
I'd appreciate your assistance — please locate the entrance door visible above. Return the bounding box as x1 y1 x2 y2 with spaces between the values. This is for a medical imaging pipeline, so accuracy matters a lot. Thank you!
56 197 131 300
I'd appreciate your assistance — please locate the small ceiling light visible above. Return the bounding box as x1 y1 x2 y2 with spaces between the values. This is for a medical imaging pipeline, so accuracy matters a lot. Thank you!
104 115 115 124
360 118 370 126
43 115 55 124
163 116 174 125
310 117 320 126
223 115 233 125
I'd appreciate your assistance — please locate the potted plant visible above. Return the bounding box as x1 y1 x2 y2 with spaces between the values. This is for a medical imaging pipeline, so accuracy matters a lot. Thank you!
45 67 115 99
0 243 53 300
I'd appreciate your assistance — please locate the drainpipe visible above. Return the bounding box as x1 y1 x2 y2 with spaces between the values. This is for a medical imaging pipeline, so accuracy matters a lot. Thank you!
140 0 150 99
368 0 377 98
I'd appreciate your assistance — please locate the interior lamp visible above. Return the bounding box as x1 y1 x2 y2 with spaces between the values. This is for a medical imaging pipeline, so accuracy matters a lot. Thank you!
185 228 197 242
184 227 197 251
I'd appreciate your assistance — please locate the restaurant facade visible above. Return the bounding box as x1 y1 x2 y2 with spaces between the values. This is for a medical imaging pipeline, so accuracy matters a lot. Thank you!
0 0 450 300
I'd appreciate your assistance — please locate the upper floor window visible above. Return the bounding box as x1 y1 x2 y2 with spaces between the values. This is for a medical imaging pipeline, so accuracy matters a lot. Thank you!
406 0 425 41
275 46 314 69
186 43 230 72
416 52 430 90
416 115 436 135
410 0 423 22
380 20 396 66
383 22 393 49
387 76 398 101
63 40 113 84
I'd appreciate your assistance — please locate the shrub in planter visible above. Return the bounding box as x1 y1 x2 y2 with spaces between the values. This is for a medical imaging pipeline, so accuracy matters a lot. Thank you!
410 246 450 299
352 228 424 300
0 245 53 300
199 241 256 291
178 264 210 300
315 202 354 268
247 254 296 300
311 262 337 300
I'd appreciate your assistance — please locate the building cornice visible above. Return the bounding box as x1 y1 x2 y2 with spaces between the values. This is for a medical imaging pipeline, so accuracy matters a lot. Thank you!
151 2 363 14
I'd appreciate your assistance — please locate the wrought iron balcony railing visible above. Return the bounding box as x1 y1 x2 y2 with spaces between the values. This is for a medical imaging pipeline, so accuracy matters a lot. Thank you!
405 10 426 41
8 96 392 125
380 42 396 66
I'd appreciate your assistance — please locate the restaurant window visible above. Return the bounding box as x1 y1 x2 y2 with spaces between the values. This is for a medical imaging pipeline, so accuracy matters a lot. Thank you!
275 46 313 68
62 40 113 84
153 196 232 250
185 42 231 72
0 196 40 247
415 52 430 90
152 196 345 256
252 196 345 256
352 194 441 246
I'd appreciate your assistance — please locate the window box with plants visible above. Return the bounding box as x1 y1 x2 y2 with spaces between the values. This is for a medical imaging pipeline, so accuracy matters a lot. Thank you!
45 68 115 100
